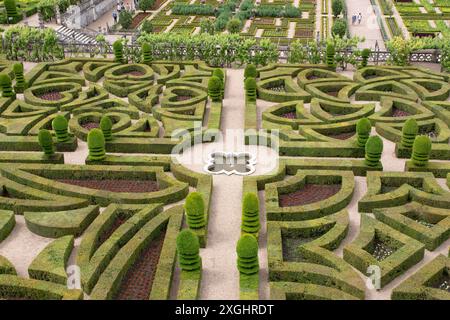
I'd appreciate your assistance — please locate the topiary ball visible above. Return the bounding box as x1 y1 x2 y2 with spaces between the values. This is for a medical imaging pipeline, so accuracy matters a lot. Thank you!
244 64 258 79
356 118 371 147
12 63 23 74
38 129 54 155
365 135 383 167
51 115 69 142
411 135 432 166
242 192 259 215
208 76 222 102
212 68 224 82
184 192 206 229
176 229 202 272
401 118 419 148
237 234 258 259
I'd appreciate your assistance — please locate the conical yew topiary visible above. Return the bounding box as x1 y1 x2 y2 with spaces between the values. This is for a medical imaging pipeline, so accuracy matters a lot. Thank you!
38 129 54 155
208 76 222 102
100 115 113 141
141 43 152 65
326 42 336 69
87 128 106 161
411 135 432 167
365 135 383 167
401 118 419 148
236 234 259 275
241 193 260 235
244 64 258 80
51 115 70 143
184 192 206 229
113 40 124 63
212 68 225 99
356 118 371 147
13 63 27 93
0 74 14 98
361 48 371 68
176 229 201 272
245 77 257 102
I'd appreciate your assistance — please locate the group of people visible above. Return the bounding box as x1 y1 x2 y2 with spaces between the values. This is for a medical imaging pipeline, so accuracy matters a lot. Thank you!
112 1 134 23
351 13 362 25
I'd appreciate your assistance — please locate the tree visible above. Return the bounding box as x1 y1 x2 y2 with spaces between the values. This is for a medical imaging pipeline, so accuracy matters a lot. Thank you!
13 63 27 93
4 0 20 23
208 76 222 102
119 10 133 30
227 18 242 34
332 0 343 18
401 119 418 148
326 42 336 69
244 77 257 102
361 48 371 68
200 18 215 35
113 40 124 63
356 118 371 148
244 64 258 80
332 19 347 38
141 42 152 64
241 193 260 235
139 0 155 13
140 20 153 33
0 74 14 98
100 115 113 142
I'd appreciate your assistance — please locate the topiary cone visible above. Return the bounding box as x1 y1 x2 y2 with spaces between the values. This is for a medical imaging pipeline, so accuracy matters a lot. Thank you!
326 42 336 70
184 192 206 229
213 68 225 99
356 118 371 147
100 115 113 141
38 129 54 155
208 76 222 102
52 115 70 143
244 64 258 80
0 74 15 98
365 135 383 167
245 77 257 102
141 43 152 65
401 118 419 148
241 193 260 235
13 63 27 93
113 40 124 64
236 234 259 275
411 135 432 167
176 230 201 272
87 128 106 161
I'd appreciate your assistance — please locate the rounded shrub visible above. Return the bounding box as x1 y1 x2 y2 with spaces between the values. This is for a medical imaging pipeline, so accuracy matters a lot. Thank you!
100 115 113 142
241 193 260 235
176 229 201 272
13 63 27 93
0 74 14 98
411 135 432 167
356 118 371 147
184 192 206 229
332 18 347 38
244 64 258 80
208 76 222 102
365 135 383 167
236 234 259 275
113 40 124 63
87 128 106 161
245 77 257 102
361 48 371 68
226 18 242 34
51 115 69 143
141 43 152 65
4 0 19 23
38 129 54 155
401 118 419 148
326 42 336 69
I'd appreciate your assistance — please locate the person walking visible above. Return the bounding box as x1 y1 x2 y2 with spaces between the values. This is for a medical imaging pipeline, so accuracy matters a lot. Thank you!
351 14 356 25
112 10 118 23
358 13 362 24
117 2 121 13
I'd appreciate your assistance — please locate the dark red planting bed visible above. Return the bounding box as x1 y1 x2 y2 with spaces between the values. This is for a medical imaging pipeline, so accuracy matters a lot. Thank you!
279 184 341 207
391 107 411 117
306 74 320 80
325 132 356 140
126 71 146 76
56 179 160 193
295 29 313 37
38 91 63 101
269 85 285 92
281 111 297 119
325 90 339 97
177 95 193 101
130 12 152 29
115 229 166 299
81 121 99 130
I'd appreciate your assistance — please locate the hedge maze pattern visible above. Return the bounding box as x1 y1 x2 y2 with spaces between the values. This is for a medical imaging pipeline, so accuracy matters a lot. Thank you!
0 58 218 300
243 63 450 300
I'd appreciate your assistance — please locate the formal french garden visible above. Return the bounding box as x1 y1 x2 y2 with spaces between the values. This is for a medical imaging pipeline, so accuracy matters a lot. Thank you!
0 0 448 302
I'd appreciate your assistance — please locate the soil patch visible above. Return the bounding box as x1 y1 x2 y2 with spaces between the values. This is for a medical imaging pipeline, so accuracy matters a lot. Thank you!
279 184 341 207
56 179 160 193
